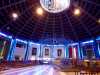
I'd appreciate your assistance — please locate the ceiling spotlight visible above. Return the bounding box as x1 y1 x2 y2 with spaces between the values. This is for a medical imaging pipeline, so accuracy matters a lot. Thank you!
74 8 81 16
36 7 43 16
97 19 100 24
12 13 18 19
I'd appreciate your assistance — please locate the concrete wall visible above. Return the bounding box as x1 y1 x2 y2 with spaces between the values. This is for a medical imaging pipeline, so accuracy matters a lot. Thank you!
28 43 40 60
13 43 67 60
41 45 53 58
14 46 26 60
53 45 66 58
27 44 66 60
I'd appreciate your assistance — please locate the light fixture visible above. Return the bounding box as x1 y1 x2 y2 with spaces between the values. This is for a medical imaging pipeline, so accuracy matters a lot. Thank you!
30 42 40 45
74 8 81 16
0 32 12 39
97 19 100 24
40 0 70 13
96 36 100 40
68 43 78 46
82 40 94 44
12 12 18 19
36 7 44 16
16 39 27 44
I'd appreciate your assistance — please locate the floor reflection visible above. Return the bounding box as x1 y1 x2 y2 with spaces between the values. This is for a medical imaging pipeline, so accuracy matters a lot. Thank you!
0 65 100 75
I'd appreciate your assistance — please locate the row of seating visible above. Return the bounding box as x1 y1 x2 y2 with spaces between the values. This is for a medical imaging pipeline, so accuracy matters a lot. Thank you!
54 59 100 72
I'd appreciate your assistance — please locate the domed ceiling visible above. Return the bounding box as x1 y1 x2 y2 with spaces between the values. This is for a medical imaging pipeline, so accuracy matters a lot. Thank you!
0 0 100 44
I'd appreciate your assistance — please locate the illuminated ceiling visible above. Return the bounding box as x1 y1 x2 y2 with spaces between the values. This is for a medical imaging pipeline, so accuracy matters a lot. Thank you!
40 0 70 13
0 0 100 44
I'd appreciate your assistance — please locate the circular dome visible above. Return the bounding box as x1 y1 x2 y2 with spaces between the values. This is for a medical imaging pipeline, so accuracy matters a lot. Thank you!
40 0 70 13
0 0 100 44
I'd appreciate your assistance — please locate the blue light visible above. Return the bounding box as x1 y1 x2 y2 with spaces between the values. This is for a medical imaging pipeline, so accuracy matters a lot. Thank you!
30 42 40 45
68 43 78 46
98 44 100 55
81 49 84 59
7 39 14 60
16 39 27 44
7 39 17 61
82 40 94 44
0 32 7 37
77 44 81 59
96 36 100 40
66 46 69 58
8 36 12 39
54 44 64 46
0 32 12 39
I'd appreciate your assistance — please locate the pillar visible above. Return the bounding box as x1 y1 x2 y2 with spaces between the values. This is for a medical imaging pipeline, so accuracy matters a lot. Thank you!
94 39 99 59
7 39 17 61
39 44 42 57
66 45 69 59
0 40 6 58
24 42 29 61
79 42 83 59
98 43 100 57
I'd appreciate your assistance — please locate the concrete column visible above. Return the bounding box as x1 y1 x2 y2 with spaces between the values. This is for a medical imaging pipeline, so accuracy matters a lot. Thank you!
7 39 17 61
79 42 84 59
94 39 99 59
66 45 69 59
24 42 29 61
77 43 81 59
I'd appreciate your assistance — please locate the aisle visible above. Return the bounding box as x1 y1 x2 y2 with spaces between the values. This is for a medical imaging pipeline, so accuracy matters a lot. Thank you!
0 65 99 75
0 65 58 75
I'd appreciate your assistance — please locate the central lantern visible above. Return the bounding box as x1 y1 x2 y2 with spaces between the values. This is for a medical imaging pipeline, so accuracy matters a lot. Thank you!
40 0 70 13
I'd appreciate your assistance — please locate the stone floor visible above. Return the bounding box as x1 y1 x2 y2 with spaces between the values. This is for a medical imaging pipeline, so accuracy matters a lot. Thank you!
0 65 100 75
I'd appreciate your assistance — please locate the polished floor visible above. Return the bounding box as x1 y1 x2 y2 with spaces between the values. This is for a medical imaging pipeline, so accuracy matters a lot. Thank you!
0 65 100 75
